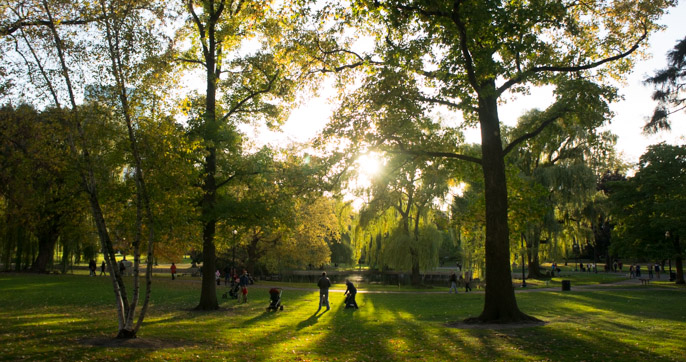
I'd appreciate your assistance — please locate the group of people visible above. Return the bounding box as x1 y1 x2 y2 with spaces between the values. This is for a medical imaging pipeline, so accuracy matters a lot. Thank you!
89 259 125 276
317 271 359 311
628 263 662 279
448 270 472 293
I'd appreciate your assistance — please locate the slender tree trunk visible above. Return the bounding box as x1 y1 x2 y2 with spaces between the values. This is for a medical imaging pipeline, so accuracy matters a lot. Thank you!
41 0 131 335
99 0 157 335
673 236 684 284
468 89 538 323
14 225 25 272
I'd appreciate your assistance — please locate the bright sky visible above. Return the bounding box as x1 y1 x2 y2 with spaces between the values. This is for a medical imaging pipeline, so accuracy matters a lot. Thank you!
246 2 686 167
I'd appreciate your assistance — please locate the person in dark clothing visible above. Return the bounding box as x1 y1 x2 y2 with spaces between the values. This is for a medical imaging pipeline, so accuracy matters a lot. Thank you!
89 259 97 276
317 272 331 311
344 279 358 309
449 272 458 293
223 265 231 285
100 261 106 276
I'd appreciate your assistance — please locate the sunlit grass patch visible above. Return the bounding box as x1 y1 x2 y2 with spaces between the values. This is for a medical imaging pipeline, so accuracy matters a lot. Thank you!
1 273 685 361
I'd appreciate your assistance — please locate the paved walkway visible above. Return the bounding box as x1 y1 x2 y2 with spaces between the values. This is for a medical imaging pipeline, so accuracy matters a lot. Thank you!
213 274 679 295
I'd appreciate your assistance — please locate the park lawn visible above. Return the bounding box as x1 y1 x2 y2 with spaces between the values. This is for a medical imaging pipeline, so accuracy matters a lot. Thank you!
0 274 685 361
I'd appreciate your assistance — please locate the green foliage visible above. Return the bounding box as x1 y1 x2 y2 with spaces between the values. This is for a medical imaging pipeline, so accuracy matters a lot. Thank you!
609 143 686 261
645 36 686 133
382 223 442 272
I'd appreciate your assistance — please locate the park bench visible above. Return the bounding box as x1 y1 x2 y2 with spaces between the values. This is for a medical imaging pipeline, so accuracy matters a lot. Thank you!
639 277 650 285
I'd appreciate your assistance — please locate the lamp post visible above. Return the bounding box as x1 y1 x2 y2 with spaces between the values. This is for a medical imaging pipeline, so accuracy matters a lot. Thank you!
520 233 527 288
666 231 673 280
231 229 238 274
573 237 579 272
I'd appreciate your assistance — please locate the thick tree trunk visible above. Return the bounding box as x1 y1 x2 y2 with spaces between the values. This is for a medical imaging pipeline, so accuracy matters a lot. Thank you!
527 233 545 278
467 91 538 324
246 237 260 275
193 0 222 311
197 215 218 310
31 219 60 273
196 147 219 310
410 256 421 286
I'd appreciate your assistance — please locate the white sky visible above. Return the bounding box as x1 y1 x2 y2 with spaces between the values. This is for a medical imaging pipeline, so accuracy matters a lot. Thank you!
246 2 686 166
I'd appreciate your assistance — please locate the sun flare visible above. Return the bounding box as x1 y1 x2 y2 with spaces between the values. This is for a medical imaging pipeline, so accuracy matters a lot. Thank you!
355 153 383 178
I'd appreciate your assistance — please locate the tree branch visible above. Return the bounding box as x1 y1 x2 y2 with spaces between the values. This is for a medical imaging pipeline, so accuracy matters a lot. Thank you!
175 57 207 66
220 69 280 122
502 109 568 156
1 16 106 36
451 0 481 94
497 31 648 96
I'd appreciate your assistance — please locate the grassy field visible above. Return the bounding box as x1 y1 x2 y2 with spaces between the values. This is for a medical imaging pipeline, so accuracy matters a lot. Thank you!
1 273 685 361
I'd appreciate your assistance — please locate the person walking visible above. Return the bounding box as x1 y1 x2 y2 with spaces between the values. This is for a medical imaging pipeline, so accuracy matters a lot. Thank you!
89 259 96 276
239 270 250 303
317 271 331 311
100 261 106 276
448 272 458 293
344 279 358 309
119 258 126 276
171 262 177 280
464 270 472 292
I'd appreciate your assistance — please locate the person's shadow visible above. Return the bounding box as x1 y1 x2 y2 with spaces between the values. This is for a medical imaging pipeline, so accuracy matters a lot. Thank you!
296 309 328 330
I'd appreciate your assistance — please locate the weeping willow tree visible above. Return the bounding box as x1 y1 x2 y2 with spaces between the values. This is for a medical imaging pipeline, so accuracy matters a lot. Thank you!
352 153 454 285
382 222 442 275
504 96 619 277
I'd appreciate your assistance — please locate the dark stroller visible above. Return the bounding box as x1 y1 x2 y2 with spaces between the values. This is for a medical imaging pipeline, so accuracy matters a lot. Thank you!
222 278 240 299
266 288 284 311
344 292 358 309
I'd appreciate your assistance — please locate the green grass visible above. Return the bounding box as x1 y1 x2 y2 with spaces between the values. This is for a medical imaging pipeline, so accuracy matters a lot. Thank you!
1 273 685 361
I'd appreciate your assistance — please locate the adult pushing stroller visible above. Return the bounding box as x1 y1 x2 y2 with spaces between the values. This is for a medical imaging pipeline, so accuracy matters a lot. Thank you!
266 288 284 311
344 279 359 309
222 276 240 299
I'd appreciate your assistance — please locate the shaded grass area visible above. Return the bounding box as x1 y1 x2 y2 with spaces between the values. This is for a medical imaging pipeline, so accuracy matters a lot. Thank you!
1 273 685 361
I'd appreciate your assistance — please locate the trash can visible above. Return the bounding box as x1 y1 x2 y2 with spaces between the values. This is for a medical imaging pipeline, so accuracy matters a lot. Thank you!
561 280 571 291
670 272 676 281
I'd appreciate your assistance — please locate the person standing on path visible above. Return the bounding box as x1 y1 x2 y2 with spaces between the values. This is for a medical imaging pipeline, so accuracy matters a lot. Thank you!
317 272 331 311
239 269 250 303
171 262 176 280
448 272 458 293
100 261 106 276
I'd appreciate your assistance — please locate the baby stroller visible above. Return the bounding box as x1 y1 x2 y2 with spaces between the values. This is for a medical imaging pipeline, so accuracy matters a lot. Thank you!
222 278 240 299
266 288 284 311
344 292 358 309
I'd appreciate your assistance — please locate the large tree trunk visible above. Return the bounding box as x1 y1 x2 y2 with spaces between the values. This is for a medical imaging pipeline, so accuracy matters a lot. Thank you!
467 90 538 323
31 218 60 273
192 0 223 311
